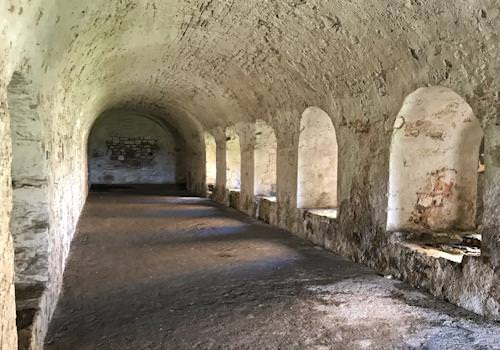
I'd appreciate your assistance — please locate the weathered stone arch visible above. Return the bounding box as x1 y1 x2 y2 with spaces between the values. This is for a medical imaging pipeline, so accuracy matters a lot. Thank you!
297 107 338 209
254 120 277 197
387 86 483 232
225 126 241 190
7 71 50 345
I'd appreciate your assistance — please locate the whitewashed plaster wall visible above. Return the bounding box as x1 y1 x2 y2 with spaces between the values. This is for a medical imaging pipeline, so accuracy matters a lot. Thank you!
225 127 241 190
387 87 483 233
297 107 338 209
204 132 217 187
254 120 277 197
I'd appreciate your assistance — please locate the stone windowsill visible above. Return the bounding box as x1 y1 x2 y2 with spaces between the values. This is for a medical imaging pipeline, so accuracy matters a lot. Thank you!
306 208 338 219
398 231 481 264
256 196 277 202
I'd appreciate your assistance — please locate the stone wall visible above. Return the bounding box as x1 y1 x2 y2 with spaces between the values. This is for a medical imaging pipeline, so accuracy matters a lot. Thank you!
88 111 180 185
7 72 50 348
0 1 500 349
0 72 18 350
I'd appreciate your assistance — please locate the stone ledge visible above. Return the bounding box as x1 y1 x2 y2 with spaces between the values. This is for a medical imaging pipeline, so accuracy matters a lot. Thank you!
396 231 481 264
306 208 338 220
255 196 278 224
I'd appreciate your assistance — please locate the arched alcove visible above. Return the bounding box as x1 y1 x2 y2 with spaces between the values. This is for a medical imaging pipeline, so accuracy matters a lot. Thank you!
297 107 338 212
387 86 483 232
254 120 277 198
88 110 180 185
225 127 241 190
8 72 50 341
204 132 217 190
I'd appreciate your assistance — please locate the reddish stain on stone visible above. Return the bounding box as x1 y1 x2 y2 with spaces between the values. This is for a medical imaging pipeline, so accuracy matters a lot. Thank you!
409 168 457 229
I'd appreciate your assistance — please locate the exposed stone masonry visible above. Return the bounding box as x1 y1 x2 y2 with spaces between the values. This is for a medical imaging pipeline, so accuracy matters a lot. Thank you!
106 136 160 165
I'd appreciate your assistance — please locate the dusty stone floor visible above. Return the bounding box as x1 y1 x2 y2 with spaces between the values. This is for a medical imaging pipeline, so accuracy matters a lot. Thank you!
45 186 500 350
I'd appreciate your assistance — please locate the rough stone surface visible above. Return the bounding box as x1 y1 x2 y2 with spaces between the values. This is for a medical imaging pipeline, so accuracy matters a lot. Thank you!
0 1 499 348
45 189 500 349
8 72 50 347
0 76 18 350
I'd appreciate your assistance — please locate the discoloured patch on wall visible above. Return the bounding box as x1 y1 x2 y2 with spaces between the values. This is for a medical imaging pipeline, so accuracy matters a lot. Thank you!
409 168 457 230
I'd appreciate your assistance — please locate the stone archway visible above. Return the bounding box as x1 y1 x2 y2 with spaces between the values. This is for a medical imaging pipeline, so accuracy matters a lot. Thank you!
297 107 338 210
387 86 483 232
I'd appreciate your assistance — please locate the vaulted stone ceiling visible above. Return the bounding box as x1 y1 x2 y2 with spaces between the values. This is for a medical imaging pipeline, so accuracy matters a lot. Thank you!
2 0 498 137
1 2 500 349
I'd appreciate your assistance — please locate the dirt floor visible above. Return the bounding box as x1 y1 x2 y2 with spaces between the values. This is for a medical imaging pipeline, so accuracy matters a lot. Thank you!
45 186 500 350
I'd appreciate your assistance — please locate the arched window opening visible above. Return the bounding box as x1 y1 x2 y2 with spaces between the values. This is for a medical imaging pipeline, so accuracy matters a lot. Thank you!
204 132 217 192
254 120 277 199
8 72 50 343
225 127 241 191
88 111 179 187
387 87 483 261
297 107 338 218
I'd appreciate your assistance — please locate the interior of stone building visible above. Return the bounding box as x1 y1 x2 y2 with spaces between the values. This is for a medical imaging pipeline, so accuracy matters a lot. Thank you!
1 1 500 349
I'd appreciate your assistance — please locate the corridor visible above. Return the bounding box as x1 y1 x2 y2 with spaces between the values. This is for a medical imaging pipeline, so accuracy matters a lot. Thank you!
44 187 500 350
